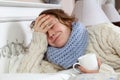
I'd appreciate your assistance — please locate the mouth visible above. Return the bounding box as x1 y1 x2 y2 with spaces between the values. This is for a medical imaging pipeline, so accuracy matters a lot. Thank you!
53 32 61 43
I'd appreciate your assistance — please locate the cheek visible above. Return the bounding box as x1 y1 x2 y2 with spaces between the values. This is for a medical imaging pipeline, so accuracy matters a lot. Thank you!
47 38 54 46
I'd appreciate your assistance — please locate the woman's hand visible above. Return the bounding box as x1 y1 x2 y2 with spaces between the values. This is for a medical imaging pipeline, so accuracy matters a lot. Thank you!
33 14 57 33
78 58 101 73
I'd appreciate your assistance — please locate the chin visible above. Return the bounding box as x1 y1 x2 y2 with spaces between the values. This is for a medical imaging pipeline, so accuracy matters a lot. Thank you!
50 41 66 48
55 42 66 48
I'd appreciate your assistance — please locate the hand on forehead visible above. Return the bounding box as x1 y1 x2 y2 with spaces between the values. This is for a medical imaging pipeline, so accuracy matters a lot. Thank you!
37 14 58 26
33 14 58 33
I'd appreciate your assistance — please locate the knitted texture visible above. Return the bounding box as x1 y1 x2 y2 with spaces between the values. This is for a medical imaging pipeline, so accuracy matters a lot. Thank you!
46 22 88 69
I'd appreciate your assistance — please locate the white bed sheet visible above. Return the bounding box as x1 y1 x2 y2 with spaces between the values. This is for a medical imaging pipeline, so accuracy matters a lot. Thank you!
0 73 71 80
0 72 119 80
70 73 119 80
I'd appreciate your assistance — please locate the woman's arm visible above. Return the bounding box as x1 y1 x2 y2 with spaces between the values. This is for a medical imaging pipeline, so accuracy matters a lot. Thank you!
17 32 48 73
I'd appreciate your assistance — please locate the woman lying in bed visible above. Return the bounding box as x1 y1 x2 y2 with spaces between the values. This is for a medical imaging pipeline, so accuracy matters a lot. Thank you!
17 9 101 73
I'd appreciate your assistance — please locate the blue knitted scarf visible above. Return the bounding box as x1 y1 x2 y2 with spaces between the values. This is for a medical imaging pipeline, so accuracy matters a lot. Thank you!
46 22 88 69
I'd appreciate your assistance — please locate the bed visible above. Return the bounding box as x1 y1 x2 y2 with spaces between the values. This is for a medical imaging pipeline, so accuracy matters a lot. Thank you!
0 1 120 80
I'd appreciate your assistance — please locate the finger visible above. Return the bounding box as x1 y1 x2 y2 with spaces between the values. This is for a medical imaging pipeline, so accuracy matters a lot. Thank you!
35 15 50 31
39 16 53 29
43 18 59 33
42 15 58 27
39 16 58 33
34 14 46 28
78 66 98 73
43 22 55 33
34 19 53 33
97 58 102 67
78 65 86 71
77 66 87 73
34 15 50 32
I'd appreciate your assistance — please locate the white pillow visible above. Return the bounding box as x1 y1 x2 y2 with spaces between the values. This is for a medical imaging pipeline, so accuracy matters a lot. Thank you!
0 22 32 73
72 0 110 26
0 56 9 73
102 3 120 22
0 43 25 73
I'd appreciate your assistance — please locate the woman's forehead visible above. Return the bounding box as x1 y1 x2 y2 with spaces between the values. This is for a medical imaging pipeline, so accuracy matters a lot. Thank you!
48 15 57 19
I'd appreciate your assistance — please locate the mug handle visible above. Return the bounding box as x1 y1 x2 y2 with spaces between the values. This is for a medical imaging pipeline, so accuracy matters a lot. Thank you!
73 63 81 73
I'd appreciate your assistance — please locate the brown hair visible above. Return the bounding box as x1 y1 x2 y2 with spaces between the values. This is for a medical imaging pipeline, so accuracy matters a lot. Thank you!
30 9 76 29
39 9 75 27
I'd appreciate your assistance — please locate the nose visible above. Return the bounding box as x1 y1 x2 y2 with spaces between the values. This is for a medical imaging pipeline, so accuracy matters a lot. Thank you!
47 30 55 38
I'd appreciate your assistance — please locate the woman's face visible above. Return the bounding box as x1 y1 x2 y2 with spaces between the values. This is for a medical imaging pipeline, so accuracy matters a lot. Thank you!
47 18 71 48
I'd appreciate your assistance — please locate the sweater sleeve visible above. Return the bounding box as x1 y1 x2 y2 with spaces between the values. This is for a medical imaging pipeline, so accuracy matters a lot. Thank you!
29 32 48 54
86 23 120 72
17 32 48 73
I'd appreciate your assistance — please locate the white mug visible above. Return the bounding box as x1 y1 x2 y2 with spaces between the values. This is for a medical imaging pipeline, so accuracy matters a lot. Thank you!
73 53 98 73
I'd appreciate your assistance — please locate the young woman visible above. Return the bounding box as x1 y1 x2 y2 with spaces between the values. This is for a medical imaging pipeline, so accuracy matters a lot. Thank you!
30 9 101 73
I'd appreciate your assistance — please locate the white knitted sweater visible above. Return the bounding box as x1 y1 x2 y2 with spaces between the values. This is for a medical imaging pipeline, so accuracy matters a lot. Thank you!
17 32 62 73
86 23 120 72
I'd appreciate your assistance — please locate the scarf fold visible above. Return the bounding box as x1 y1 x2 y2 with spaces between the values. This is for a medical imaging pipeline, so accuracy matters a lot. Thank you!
47 22 88 69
